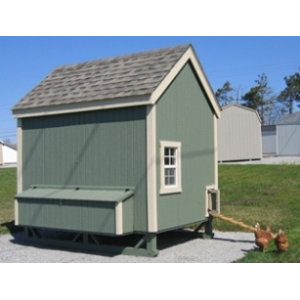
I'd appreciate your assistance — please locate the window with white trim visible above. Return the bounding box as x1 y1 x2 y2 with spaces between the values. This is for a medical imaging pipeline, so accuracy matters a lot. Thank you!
160 141 182 194
164 147 177 186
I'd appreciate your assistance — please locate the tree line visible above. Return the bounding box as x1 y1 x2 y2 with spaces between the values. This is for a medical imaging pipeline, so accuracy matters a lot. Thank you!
215 69 300 125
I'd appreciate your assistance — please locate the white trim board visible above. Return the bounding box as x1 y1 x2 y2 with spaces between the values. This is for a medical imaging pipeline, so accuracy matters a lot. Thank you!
214 115 218 189
15 119 22 225
115 202 123 235
12 95 150 119
146 105 157 232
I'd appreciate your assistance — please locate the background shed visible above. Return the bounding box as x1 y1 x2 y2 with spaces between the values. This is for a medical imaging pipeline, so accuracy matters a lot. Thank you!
218 104 262 162
262 125 276 156
277 111 300 156
0 141 17 165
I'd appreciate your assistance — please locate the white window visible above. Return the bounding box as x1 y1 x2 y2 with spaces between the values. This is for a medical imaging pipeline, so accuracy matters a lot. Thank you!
160 141 182 194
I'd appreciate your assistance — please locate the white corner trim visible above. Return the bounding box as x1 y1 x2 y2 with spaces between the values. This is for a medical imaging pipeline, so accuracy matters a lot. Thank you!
17 120 23 194
146 105 157 232
15 119 22 225
14 200 19 226
159 140 182 195
149 47 221 118
214 115 218 189
115 202 123 235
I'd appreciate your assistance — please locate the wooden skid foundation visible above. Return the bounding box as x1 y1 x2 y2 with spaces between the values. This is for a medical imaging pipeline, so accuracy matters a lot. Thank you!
193 217 214 239
24 227 159 257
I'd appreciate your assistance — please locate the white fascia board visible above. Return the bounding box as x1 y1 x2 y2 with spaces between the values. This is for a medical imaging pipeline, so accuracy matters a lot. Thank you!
149 47 221 118
12 95 151 119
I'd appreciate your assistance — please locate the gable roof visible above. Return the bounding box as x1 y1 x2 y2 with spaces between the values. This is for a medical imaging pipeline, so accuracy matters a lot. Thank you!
222 104 262 123
277 111 300 125
12 44 220 118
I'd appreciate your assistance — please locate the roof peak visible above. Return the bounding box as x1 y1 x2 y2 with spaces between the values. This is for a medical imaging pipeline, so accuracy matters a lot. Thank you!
55 44 191 71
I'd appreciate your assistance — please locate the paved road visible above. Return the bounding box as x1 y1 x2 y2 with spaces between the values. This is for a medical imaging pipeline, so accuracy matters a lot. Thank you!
0 230 255 263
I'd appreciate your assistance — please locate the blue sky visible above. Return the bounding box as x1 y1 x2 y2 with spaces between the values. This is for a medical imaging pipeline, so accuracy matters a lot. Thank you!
1 36 300 143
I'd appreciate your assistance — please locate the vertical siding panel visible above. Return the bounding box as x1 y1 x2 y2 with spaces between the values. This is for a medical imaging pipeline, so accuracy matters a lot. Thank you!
22 123 45 189
21 107 147 232
278 125 300 155
156 62 215 231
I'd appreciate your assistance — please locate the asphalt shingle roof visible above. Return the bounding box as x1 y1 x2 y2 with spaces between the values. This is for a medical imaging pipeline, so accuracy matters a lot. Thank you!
277 111 300 125
13 44 190 112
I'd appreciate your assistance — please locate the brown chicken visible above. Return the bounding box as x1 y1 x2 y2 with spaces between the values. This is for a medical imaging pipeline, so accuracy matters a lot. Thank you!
275 230 289 252
254 223 274 251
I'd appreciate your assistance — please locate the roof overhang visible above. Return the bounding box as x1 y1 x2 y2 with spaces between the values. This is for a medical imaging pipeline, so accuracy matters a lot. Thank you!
12 94 151 119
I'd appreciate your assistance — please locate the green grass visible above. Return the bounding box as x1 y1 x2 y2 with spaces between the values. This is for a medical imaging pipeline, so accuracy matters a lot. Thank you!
0 165 299 262
216 164 300 263
0 168 16 234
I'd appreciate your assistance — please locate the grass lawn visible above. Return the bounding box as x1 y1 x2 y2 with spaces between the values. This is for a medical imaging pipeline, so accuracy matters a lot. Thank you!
217 164 300 263
0 165 299 262
0 168 16 234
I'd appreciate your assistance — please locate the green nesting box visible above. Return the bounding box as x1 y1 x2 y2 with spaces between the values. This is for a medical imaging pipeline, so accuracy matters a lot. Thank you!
16 186 134 235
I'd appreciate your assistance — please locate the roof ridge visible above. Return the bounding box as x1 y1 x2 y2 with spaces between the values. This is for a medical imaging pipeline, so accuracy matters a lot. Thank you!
54 44 191 71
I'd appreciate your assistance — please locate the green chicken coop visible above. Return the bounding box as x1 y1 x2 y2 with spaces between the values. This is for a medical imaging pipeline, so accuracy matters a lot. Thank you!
12 44 220 256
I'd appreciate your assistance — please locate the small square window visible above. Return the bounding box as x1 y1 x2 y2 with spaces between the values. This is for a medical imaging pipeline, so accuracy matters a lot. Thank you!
160 141 182 194
164 149 177 187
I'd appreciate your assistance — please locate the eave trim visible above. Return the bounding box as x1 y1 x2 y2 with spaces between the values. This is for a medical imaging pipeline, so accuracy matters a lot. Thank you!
12 95 151 119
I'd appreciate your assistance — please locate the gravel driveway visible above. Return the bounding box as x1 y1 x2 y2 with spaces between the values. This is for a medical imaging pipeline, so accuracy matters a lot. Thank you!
0 229 255 263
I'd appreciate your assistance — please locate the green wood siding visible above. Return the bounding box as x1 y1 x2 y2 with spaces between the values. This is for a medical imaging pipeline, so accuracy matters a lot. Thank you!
18 198 117 234
156 62 215 231
122 198 134 234
21 107 147 232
